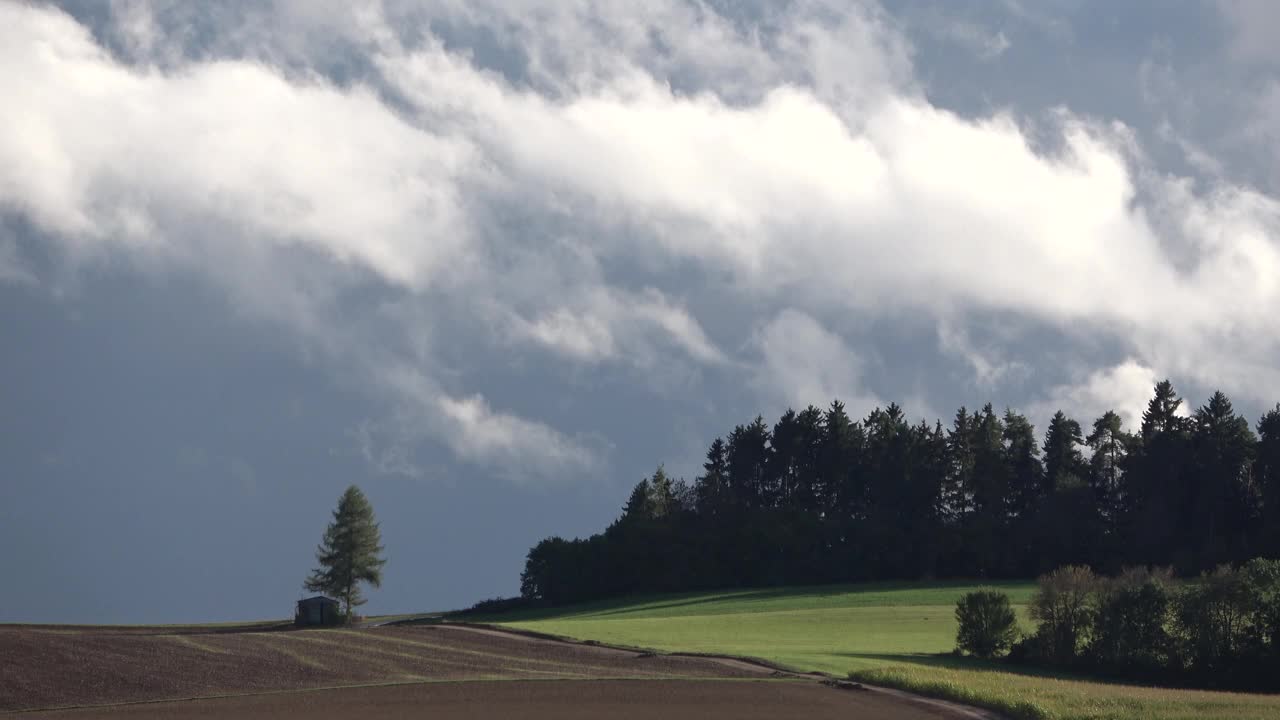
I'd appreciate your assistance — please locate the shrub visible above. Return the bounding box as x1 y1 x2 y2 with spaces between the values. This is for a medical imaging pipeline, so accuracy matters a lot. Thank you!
955 589 1019 658
1173 565 1251 674
1006 629 1050 664
1236 558 1280 687
1029 565 1096 665
457 596 533 616
1089 567 1173 674
1240 558 1280 655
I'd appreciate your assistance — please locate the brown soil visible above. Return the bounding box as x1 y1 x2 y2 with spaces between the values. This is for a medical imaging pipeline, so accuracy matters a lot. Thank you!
0 624 767 713
2 622 292 636
12 679 967 719
1 624 995 719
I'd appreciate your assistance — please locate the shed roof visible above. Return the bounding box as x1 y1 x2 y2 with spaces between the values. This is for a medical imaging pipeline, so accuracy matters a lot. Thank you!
298 595 339 605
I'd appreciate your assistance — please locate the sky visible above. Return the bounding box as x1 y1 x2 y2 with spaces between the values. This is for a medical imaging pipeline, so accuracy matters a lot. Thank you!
3 0 1280 623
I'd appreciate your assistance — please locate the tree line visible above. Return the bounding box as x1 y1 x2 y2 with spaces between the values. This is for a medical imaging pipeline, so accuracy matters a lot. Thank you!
520 381 1280 605
956 561 1280 691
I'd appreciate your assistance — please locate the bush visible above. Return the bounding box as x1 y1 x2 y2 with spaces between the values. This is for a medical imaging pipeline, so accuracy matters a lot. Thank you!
1240 558 1280 653
1089 567 1173 674
955 589 1019 658
1006 629 1050 665
1174 565 1251 674
456 596 533 616
1029 565 1096 665
1239 558 1280 688
1002 559 1280 690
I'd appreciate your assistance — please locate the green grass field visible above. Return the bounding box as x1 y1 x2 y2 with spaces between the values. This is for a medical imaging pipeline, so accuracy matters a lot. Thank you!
484 582 1280 720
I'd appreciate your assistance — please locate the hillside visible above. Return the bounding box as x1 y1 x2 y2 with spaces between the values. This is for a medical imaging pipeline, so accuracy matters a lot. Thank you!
488 581 1280 720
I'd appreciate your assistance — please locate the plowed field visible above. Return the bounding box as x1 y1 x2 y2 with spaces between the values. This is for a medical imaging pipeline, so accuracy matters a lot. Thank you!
0 623 988 719
16 680 987 719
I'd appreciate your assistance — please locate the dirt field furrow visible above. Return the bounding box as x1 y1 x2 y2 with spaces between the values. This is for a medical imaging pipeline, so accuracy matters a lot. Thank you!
329 628 661 676
10 679 981 720
0 623 765 713
0 623 993 719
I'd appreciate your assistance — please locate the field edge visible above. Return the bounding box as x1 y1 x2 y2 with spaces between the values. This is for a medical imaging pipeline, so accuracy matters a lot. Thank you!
448 620 1008 720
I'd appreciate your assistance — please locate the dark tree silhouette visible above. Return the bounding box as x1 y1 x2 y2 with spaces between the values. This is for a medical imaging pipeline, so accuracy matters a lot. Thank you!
1191 392 1258 569
1125 380 1192 567
1086 410 1131 559
518 382 1280 609
1258 406 1280 558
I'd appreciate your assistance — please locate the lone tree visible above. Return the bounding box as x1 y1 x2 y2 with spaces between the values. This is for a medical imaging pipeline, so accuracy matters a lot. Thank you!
304 485 387 620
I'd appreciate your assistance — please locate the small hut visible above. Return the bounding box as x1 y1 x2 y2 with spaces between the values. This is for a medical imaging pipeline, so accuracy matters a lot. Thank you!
295 595 342 627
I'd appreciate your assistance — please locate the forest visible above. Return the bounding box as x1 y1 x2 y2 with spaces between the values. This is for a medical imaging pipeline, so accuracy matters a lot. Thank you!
520 380 1280 605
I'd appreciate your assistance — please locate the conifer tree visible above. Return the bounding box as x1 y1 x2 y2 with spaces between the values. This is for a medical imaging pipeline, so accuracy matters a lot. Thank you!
1043 411 1086 494
1127 381 1191 566
304 485 387 620
946 407 977 522
696 438 730 515
647 466 677 519
1257 406 1280 556
621 479 652 519
1086 411 1130 527
1191 391 1258 568
1003 409 1044 520
820 400 860 515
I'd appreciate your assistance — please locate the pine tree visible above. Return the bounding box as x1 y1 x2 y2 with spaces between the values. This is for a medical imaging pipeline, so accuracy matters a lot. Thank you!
969 404 1009 575
304 485 387 620
1257 406 1280 557
1043 411 1086 494
768 409 801 507
1003 409 1044 520
622 479 652 517
783 405 824 512
727 417 770 508
1037 411 1104 572
695 438 729 515
862 404 914 575
912 419 951 576
820 400 861 516
946 407 977 523
1086 411 1132 556
1086 411 1129 523
647 466 677 519
1128 380 1192 566
971 404 1009 518
1002 410 1043 573
1191 391 1258 568
1141 380 1186 442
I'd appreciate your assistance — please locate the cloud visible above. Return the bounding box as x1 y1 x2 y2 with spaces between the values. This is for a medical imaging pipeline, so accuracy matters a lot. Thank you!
1029 359 1161 432
0 3 476 288
381 38 1280 409
936 319 1028 388
351 418 430 481
753 309 881 417
1217 0 1280 66
6 0 1280 483
506 286 724 367
0 233 35 286
377 364 604 484
435 393 602 481
970 28 1011 60
907 8 1010 61
0 1 593 483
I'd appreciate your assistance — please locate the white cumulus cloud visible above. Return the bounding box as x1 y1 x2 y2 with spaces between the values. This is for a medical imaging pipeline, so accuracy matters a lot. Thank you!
6 0 1280 483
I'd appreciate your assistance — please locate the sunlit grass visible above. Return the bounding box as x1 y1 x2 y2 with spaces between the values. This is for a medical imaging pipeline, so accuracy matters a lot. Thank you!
484 581 1280 720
